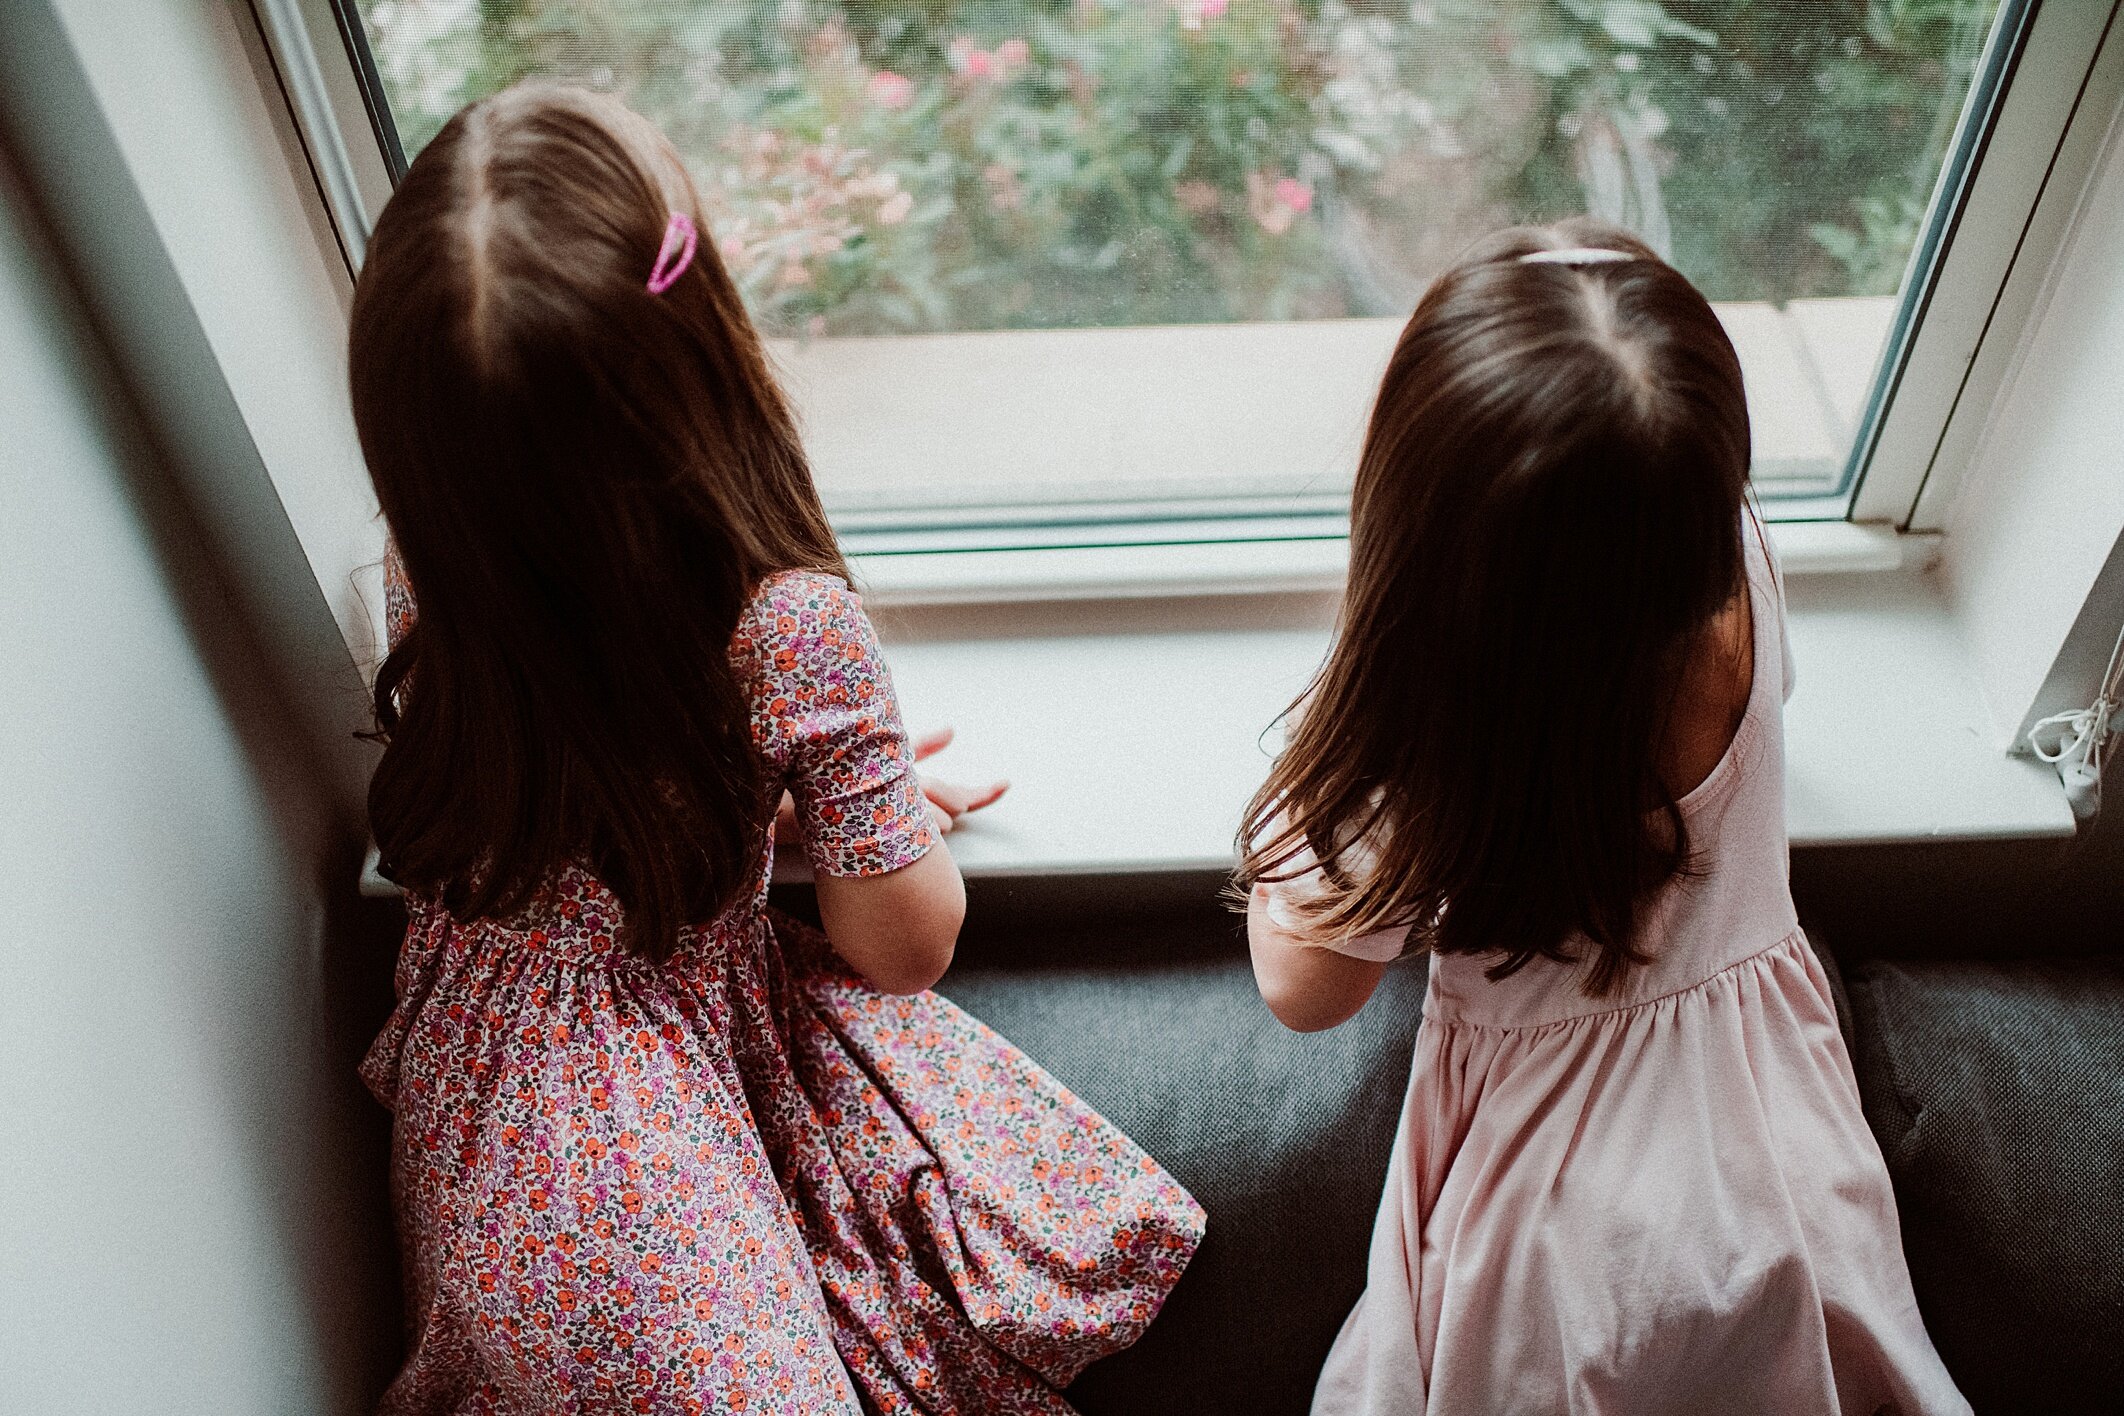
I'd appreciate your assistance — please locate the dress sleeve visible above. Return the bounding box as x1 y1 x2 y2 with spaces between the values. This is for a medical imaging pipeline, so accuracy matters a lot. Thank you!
383 539 417 651
745 574 936 878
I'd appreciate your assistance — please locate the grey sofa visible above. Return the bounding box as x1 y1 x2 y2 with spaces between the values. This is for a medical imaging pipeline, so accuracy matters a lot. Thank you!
1842 956 2124 1414
941 893 2124 1415
343 879 2122 1412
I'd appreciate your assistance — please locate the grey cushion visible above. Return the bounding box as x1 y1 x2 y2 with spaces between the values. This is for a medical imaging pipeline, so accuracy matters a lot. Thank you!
1843 956 2124 1414
941 950 1425 1416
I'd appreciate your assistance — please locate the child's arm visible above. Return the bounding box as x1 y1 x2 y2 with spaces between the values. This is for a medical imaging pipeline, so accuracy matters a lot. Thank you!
756 576 1004 996
814 846 966 995
1247 883 1394 1032
775 724 1003 993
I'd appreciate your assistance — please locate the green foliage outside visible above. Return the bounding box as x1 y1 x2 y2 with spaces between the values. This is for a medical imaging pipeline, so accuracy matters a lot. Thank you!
361 0 2001 336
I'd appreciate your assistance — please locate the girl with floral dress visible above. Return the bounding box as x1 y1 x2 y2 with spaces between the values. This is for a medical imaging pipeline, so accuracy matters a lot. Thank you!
351 83 1200 1415
1239 221 1967 1414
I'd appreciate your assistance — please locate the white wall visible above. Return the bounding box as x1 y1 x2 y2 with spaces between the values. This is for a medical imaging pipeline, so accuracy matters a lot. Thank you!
51 0 383 670
1945 87 2124 744
0 176 383 1413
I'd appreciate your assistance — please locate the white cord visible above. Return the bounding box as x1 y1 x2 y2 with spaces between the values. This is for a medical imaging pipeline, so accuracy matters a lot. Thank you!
2028 701 2111 765
2027 618 2124 826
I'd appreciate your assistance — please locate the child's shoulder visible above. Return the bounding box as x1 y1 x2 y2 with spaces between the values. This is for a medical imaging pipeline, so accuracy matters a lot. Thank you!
730 568 873 674
739 568 845 628
731 569 895 758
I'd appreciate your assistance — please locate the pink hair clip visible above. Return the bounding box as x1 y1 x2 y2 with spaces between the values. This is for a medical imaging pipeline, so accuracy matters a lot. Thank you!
646 211 698 295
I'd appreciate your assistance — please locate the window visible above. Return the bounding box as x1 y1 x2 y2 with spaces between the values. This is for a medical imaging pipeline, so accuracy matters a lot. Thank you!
294 0 2041 549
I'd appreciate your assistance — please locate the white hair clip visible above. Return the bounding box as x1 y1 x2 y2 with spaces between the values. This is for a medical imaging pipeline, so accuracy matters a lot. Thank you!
1517 247 1636 266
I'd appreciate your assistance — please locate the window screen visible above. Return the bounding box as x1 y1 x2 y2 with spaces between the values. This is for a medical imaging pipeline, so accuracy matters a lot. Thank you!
344 0 2011 531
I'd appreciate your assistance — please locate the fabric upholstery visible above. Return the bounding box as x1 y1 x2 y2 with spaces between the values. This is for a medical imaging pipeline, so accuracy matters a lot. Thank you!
942 952 1427 1416
1843 955 2124 1414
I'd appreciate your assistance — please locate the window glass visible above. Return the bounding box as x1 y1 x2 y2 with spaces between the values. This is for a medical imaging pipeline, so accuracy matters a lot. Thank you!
350 0 2008 525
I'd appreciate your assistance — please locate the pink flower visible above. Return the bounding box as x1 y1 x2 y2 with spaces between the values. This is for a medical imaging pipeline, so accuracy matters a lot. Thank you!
1246 172 1313 234
949 37 995 79
867 70 914 110
1200 0 1229 17
996 37 1030 70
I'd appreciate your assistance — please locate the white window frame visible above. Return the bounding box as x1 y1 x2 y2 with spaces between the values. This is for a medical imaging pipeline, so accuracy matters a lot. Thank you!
18 0 2118 877
250 0 2121 602
1853 0 2124 531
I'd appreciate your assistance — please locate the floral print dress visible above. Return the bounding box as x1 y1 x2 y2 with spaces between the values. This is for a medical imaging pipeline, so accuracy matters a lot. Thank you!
362 567 1203 1416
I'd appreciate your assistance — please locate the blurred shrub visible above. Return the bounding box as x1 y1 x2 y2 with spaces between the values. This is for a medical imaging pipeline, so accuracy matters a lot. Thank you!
362 0 2000 333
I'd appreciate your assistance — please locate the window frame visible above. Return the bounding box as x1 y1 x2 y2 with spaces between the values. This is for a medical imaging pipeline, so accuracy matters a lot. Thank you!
1851 0 2124 531
253 0 2119 589
19 0 2107 875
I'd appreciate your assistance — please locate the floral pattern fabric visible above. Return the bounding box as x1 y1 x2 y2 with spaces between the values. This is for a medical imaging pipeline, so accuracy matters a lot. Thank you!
364 567 1204 1415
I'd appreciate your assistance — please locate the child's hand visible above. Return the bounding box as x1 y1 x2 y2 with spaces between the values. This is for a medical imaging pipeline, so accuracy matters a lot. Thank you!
773 727 1007 846
912 726 1008 835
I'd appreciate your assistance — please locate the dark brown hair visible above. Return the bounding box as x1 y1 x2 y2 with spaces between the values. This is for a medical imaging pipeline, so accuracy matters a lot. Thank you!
353 84 846 960
1236 218 1752 994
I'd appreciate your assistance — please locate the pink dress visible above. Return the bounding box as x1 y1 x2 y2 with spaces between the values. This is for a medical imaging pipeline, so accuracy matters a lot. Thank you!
1282 527 1969 1415
362 568 1203 1416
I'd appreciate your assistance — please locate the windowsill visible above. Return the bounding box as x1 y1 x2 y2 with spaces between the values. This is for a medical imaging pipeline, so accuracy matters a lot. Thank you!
867 559 2073 879
357 553 2073 898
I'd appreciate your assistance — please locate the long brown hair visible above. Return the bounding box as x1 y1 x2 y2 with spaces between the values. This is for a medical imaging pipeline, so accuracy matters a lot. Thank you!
352 84 846 960
1236 218 1752 994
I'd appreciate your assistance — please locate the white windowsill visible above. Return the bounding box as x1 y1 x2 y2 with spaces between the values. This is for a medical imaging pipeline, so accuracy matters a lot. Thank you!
356 551 2070 897
872 560 2072 880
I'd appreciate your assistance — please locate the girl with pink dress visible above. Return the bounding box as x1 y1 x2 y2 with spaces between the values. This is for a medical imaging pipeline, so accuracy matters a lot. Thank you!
350 84 1200 1414
1239 220 1968 1415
